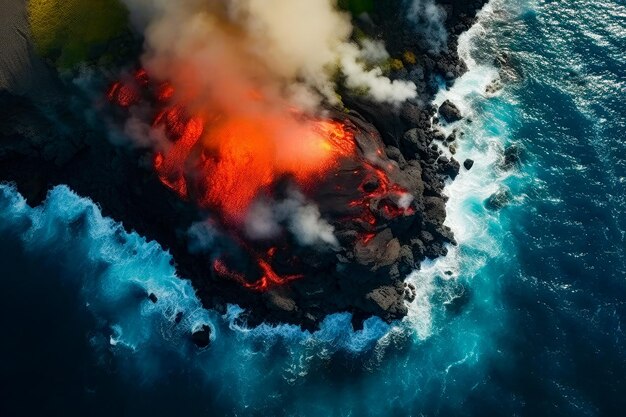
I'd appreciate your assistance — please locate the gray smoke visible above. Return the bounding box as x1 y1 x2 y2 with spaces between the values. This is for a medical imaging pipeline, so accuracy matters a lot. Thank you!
245 190 339 249
121 0 417 107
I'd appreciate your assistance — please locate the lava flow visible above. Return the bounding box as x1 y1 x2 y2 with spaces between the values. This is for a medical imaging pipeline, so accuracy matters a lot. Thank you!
108 70 357 290
352 161 416 229
110 70 358 224
154 111 355 224
108 69 415 292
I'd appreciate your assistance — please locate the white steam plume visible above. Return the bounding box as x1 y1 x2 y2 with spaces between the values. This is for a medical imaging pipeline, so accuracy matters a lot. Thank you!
245 191 339 249
121 0 416 107
338 43 417 104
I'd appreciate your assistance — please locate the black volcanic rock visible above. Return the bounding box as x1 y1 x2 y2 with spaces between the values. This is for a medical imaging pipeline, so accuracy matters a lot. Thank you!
174 311 184 324
503 143 524 170
385 146 407 168
438 155 461 179
366 285 407 321
485 187 513 211
424 197 446 225
439 100 463 123
464 158 475 170
401 128 430 158
191 324 211 348
0 0 489 330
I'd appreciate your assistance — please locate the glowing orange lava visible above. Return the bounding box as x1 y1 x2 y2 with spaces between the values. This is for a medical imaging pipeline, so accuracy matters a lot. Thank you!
213 258 303 292
350 162 416 244
153 104 355 223
108 69 413 292
110 69 356 224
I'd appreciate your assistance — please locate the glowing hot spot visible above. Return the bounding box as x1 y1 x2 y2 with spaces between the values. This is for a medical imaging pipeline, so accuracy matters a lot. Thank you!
107 69 410 292
154 110 355 223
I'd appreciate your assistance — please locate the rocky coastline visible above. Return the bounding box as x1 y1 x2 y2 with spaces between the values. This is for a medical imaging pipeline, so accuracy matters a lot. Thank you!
0 0 488 333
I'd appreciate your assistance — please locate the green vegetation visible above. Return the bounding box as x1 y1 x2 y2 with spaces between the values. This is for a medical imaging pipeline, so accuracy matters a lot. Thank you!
388 58 404 71
28 0 129 68
403 51 417 65
338 0 374 15
378 57 405 75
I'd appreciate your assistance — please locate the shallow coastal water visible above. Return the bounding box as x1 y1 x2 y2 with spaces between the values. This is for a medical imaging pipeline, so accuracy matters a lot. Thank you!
1 0 625 415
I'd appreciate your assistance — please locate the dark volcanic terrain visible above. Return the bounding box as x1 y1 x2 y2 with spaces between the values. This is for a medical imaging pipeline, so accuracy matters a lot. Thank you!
0 0 488 331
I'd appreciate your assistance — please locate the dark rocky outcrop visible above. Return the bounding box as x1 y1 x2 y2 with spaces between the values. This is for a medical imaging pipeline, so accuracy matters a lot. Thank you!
191 324 211 348
0 0 488 330
464 158 475 170
502 143 524 170
438 100 463 123
485 187 513 211
174 311 184 324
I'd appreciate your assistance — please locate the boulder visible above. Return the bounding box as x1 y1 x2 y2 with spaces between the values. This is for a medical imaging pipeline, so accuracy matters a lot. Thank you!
438 156 460 179
404 282 417 302
423 197 446 225
485 187 513 210
502 144 523 169
366 285 407 318
367 286 397 311
191 324 211 348
438 100 462 123
174 311 184 324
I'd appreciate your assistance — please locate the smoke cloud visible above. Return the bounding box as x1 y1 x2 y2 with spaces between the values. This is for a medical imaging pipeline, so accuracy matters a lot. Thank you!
407 0 448 53
245 190 339 249
112 1 422 243
121 0 416 108
338 43 417 103
187 220 221 254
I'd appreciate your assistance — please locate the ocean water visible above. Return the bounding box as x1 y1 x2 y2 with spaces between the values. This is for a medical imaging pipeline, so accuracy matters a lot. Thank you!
1 0 625 416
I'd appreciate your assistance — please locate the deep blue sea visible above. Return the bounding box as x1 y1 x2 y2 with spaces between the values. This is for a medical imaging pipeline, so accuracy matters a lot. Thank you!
1 1 625 416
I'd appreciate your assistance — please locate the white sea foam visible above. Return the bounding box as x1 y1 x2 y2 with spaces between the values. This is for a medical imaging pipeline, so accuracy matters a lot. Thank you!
0 183 391 356
0 1 513 366
404 0 515 339
0 184 216 354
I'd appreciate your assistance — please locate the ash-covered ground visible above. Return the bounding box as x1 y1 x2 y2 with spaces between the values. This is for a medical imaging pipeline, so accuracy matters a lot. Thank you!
0 0 488 332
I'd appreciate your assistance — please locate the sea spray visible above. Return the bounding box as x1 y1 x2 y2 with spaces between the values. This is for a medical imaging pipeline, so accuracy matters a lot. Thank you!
404 0 517 342
0 1 528 414
0 183 395 398
4 0 624 414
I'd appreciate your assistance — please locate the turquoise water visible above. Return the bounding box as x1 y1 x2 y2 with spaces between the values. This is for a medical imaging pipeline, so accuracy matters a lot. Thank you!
1 1 625 415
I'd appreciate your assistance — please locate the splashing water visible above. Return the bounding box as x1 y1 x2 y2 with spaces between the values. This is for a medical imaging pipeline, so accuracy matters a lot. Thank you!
3 0 626 415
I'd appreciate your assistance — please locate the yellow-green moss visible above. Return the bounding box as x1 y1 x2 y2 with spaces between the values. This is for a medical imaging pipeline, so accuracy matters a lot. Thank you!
28 0 129 68
403 51 417 65
389 58 404 71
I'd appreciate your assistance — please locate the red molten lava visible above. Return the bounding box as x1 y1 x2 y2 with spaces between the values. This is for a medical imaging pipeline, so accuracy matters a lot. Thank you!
142 84 356 223
107 69 415 292
213 258 303 292
108 69 358 291
107 81 140 107
350 162 416 243
109 69 356 224
187 116 354 223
